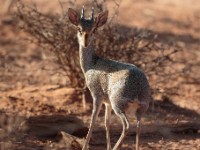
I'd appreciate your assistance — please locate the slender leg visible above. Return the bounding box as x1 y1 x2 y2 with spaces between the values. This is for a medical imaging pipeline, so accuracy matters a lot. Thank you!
105 104 112 150
82 101 102 150
113 112 130 150
82 86 87 111
136 114 141 150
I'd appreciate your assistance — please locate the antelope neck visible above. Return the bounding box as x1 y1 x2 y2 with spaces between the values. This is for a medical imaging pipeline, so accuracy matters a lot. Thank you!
79 41 99 73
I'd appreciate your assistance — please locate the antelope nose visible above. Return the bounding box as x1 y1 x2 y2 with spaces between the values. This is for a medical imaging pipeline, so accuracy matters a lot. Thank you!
84 33 89 47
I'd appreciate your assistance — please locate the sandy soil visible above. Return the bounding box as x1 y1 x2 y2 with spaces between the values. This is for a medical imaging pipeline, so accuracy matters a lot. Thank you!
0 0 200 150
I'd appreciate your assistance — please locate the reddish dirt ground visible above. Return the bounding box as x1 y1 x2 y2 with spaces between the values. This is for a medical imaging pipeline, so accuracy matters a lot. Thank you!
0 0 200 150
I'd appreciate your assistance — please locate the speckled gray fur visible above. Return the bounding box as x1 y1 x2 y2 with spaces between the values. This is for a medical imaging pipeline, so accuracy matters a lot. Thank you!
79 43 151 115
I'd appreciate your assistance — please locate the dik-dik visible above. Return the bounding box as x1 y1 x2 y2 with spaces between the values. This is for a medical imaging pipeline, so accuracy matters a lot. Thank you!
68 7 151 150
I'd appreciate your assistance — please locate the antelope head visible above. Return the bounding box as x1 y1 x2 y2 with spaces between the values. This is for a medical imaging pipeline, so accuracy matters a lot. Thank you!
68 7 108 48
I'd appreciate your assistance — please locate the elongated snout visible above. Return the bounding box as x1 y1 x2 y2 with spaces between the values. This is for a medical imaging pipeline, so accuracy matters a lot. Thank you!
78 32 92 48
83 33 89 47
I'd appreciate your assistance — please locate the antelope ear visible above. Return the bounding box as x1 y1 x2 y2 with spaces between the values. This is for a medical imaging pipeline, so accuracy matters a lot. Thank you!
68 8 79 26
94 11 108 28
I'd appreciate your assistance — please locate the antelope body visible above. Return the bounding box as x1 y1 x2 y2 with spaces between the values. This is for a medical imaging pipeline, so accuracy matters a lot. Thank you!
68 7 151 150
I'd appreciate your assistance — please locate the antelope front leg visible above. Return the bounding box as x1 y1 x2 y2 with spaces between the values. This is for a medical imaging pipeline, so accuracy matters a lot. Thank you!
105 104 112 150
82 101 102 150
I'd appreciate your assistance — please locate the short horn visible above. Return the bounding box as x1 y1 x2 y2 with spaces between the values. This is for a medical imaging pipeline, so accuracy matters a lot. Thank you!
91 7 94 21
81 6 85 19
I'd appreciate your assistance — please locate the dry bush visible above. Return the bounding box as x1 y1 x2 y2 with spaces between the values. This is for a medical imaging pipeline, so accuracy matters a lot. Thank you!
16 1 184 100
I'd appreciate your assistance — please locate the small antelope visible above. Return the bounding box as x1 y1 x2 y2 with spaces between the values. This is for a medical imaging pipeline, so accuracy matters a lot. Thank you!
68 7 151 150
